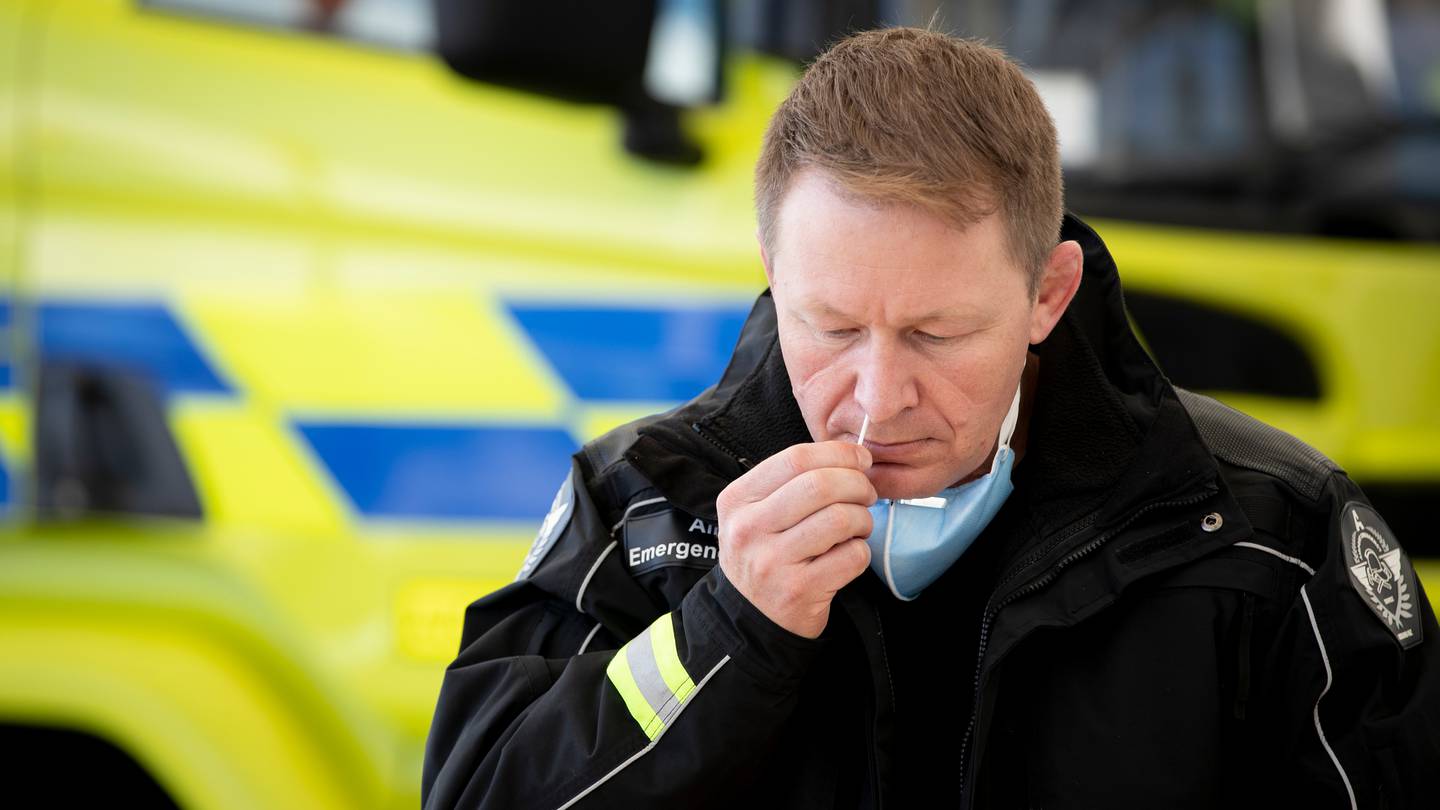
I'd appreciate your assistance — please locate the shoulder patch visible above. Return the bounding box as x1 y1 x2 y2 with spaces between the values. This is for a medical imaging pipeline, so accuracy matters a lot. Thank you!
1341 501 1422 649
515 468 575 581
622 508 719 575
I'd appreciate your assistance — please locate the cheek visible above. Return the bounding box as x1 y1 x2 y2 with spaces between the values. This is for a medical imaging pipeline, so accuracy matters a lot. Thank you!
778 337 851 422
925 339 1023 432
922 368 983 433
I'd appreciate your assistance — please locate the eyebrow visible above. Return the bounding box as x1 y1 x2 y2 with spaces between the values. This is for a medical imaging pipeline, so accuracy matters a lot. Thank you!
802 302 981 323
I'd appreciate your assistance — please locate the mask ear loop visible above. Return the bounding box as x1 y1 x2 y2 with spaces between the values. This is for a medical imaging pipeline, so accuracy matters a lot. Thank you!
881 497 914 601
986 379 1024 476
856 413 911 601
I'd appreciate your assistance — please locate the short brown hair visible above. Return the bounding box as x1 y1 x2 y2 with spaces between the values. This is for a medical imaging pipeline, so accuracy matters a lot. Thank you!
755 27 1062 294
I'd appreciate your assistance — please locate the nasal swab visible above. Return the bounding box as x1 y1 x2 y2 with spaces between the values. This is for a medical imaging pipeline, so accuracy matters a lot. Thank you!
857 414 870 446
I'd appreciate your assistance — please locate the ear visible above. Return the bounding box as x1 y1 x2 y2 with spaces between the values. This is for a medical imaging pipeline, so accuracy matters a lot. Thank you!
757 229 775 289
1027 239 1083 345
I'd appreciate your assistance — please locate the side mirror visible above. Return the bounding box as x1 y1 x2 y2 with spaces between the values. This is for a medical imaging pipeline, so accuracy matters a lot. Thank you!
431 0 724 165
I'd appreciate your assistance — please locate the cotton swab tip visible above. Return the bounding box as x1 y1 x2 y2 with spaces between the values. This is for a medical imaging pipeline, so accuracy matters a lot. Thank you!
856 414 870 446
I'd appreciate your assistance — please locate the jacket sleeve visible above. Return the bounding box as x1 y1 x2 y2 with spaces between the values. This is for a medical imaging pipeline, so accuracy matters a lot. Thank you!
1256 482 1440 808
420 460 827 810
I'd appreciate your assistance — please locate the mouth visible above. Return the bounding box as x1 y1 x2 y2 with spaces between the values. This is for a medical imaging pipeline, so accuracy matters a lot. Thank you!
862 438 931 461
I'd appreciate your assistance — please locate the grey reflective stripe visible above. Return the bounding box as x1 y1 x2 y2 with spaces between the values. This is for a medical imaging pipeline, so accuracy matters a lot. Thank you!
555 655 731 810
1234 540 1317 576
577 622 603 655
575 541 616 614
624 623 676 723
1301 585 1358 810
609 496 669 535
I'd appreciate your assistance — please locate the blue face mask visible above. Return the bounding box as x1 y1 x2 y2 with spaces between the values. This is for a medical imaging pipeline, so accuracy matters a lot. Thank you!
861 382 1022 601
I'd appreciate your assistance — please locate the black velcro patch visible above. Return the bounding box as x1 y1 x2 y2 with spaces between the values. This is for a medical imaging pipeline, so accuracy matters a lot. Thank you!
1116 525 1194 565
622 508 719 575
1341 501 1422 650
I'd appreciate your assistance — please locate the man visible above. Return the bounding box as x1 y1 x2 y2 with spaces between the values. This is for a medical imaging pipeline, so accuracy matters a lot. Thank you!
422 28 1440 809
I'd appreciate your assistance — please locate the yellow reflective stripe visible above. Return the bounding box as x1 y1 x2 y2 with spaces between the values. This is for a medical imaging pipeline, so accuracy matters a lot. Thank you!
605 612 697 741
649 612 695 705
606 646 660 740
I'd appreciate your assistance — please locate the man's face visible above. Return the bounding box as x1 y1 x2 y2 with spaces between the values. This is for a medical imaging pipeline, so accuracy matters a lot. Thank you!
762 170 1069 500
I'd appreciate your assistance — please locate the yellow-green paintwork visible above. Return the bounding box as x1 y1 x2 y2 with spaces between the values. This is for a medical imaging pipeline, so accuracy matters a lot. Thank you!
1 1 779 806
1098 220 1440 482
0 1 1435 808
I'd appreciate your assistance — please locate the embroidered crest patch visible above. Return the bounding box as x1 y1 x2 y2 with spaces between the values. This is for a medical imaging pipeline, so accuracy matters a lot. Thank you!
515 468 575 581
1342 501 1421 649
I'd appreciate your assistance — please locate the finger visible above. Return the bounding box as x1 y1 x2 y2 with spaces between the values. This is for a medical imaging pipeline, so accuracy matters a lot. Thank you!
778 502 874 562
804 537 873 593
760 467 878 531
731 441 873 504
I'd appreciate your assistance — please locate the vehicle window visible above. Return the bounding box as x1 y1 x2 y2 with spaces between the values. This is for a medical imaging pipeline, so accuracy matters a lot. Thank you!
141 0 435 51
878 0 1440 239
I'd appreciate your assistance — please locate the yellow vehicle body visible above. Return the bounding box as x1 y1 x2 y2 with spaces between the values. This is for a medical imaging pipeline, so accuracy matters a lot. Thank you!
0 1 1434 808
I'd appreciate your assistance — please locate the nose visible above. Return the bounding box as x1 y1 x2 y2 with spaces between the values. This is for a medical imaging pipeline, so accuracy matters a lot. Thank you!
852 336 920 426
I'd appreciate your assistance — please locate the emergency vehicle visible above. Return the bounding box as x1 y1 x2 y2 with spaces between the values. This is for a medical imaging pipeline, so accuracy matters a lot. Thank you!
1 1 1435 806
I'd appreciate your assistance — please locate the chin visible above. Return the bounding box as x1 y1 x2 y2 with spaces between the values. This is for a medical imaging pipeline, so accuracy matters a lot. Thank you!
869 464 957 500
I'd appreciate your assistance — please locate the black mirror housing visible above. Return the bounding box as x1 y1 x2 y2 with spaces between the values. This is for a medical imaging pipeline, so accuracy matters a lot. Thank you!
433 0 659 107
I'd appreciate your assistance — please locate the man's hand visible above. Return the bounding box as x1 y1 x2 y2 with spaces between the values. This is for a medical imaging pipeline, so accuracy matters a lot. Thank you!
716 441 877 639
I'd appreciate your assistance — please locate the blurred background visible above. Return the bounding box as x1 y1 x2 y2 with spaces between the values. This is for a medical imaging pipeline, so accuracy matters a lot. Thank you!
0 0 1436 807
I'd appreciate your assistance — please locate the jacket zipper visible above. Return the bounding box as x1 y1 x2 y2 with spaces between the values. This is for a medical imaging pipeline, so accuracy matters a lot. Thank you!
691 422 753 470
954 490 1215 804
870 602 891 810
863 679 883 810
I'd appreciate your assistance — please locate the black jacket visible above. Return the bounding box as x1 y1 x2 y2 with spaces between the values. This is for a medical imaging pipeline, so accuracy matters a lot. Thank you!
422 214 1440 809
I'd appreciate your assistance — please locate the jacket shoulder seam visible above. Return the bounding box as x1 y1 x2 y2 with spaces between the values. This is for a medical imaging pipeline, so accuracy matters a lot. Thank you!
1175 388 1340 504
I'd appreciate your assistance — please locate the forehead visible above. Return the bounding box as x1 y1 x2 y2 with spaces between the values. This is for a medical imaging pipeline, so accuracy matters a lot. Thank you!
771 171 1026 321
